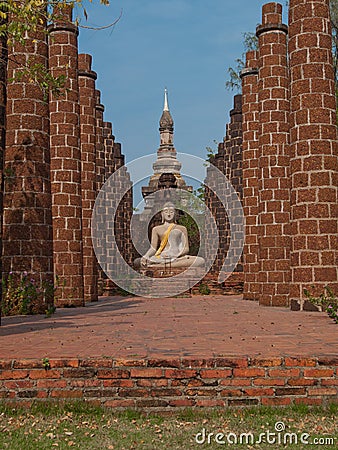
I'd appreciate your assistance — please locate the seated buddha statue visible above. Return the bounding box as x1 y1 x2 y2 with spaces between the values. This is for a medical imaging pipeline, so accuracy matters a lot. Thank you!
134 202 205 269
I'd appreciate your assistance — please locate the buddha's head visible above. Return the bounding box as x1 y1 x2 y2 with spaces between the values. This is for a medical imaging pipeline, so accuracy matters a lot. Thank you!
161 202 176 223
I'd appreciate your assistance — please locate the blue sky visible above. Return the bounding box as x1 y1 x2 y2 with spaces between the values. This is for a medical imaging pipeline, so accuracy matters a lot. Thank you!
77 0 288 164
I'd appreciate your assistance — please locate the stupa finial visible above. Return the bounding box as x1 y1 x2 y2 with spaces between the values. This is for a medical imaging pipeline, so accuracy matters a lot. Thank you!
163 87 169 112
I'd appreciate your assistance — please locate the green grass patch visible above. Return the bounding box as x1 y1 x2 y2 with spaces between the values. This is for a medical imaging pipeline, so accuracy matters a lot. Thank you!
0 401 337 449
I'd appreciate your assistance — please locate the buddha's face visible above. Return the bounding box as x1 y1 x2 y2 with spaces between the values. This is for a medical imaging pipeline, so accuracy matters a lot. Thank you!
162 206 175 222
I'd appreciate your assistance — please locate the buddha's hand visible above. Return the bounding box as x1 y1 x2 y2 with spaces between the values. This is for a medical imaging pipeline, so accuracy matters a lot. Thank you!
140 257 149 267
162 251 174 259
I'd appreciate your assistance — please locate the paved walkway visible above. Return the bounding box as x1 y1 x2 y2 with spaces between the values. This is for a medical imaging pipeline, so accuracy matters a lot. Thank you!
0 295 337 359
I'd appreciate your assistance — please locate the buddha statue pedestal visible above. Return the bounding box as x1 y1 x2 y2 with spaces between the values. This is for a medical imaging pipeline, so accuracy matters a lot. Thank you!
138 266 205 278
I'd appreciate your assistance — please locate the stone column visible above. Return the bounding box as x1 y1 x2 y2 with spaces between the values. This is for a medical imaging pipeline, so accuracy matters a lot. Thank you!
78 53 98 302
289 0 338 303
241 51 260 301
256 2 290 306
48 5 84 306
3 16 53 312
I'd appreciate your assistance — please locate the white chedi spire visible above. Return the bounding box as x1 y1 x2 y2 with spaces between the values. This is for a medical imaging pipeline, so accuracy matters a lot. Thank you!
153 87 181 175
163 87 169 111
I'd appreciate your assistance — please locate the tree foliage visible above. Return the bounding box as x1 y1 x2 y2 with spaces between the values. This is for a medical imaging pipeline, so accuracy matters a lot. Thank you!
0 1 111 42
225 32 257 92
0 1 115 97
226 0 338 112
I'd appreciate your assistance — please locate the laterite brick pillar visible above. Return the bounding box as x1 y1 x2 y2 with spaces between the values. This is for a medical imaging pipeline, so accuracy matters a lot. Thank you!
207 142 230 275
204 96 243 276
78 54 98 302
48 6 84 306
102 122 116 293
256 2 290 306
95 90 105 189
241 51 260 301
103 122 115 179
204 147 226 274
3 18 53 310
114 143 134 267
100 126 133 289
289 0 338 302
95 90 106 295
224 95 243 274
0 24 7 303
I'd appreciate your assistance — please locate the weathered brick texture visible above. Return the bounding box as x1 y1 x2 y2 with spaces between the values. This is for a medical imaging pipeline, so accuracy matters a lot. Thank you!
94 122 133 295
1 4 132 311
239 0 337 307
3 16 53 309
103 121 115 180
256 3 290 307
103 125 133 276
95 90 105 191
205 95 243 277
288 0 338 302
48 5 84 306
78 54 98 303
2 0 337 310
0 23 7 303
241 51 259 301
113 143 134 267
95 90 106 295
0 357 337 410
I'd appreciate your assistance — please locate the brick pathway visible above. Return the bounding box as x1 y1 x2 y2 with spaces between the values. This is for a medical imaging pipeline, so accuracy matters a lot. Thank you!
0 295 337 359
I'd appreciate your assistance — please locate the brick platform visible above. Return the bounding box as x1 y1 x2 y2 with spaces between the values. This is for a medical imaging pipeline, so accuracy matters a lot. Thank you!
0 295 337 410
0 356 337 410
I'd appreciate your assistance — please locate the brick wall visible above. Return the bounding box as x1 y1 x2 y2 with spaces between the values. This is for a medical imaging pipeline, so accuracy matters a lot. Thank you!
0 357 337 410
3 17 53 311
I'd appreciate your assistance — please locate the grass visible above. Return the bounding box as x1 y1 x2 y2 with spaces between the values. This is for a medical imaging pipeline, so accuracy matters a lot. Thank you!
0 402 337 449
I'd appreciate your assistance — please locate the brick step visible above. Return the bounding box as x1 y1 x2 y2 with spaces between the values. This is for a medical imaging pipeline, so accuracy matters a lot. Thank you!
102 273 244 297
